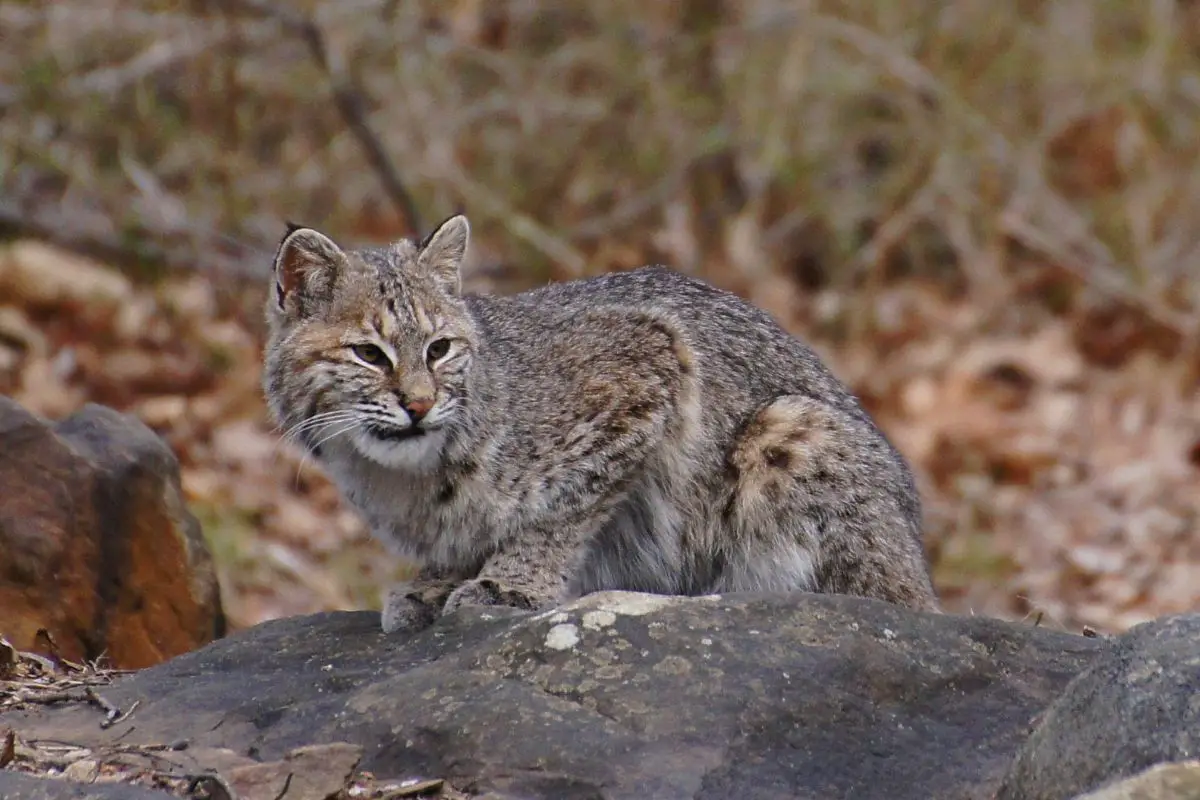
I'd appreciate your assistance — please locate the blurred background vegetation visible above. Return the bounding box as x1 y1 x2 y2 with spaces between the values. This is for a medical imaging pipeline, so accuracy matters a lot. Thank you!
2 0 1198 632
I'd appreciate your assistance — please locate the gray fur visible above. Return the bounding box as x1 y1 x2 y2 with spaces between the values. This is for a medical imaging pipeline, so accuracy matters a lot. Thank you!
263 215 939 632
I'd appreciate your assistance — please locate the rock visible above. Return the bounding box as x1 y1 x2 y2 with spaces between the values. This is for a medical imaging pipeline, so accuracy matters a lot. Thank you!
998 614 1200 800
0 241 133 312
1074 762 1200 800
226 742 363 800
0 772 175 800
0 397 224 669
0 592 1100 800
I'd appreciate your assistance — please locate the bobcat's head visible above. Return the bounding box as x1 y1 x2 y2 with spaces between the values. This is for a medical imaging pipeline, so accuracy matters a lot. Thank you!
263 215 475 470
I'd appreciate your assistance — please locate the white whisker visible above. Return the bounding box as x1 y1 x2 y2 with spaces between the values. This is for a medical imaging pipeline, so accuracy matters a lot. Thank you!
272 411 359 458
271 411 361 475
284 410 359 440
310 420 361 452
292 420 361 488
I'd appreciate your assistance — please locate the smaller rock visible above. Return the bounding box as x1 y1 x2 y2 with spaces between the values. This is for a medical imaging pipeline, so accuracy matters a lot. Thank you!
59 759 100 783
1074 762 1200 800
998 614 1200 800
0 242 133 311
227 742 362 800
0 397 224 669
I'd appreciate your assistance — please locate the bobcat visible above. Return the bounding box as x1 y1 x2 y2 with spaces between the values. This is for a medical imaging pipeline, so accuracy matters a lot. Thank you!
263 215 938 632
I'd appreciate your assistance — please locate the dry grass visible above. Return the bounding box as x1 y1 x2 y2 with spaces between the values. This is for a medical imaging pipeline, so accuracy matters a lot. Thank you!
6 1 1200 301
1 0 1199 632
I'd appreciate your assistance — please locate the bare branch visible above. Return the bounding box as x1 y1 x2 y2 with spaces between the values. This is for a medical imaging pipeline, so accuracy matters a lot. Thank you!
65 32 229 99
441 163 588 277
217 0 423 234
999 210 1193 335
0 195 268 280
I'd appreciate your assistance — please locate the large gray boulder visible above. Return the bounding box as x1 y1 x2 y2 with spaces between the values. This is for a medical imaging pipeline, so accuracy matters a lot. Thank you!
0 772 174 800
0 591 1099 799
999 613 1200 800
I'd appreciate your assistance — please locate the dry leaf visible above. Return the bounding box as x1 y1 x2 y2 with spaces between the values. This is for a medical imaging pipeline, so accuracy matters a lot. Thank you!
227 742 363 800
0 636 15 679
0 729 15 768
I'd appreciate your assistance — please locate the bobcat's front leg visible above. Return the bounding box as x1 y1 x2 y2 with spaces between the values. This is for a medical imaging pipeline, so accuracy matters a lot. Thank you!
381 564 464 633
442 532 586 615
443 310 687 617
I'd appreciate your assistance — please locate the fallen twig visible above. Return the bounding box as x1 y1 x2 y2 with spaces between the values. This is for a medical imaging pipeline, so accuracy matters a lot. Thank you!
383 778 446 798
271 771 294 800
110 740 190 754
83 687 139 729
13 690 78 706
84 686 120 723
184 773 239 800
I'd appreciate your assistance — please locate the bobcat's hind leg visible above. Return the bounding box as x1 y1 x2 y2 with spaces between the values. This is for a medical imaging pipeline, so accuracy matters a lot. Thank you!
721 394 939 612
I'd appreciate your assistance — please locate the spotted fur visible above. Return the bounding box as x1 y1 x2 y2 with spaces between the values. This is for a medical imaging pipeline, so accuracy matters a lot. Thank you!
263 215 939 632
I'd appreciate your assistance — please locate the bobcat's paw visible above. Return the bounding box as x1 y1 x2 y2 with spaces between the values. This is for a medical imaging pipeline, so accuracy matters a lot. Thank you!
380 586 439 634
442 579 540 616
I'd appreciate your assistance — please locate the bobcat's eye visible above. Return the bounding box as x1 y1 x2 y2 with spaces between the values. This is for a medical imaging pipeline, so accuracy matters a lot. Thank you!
426 338 452 363
351 343 389 367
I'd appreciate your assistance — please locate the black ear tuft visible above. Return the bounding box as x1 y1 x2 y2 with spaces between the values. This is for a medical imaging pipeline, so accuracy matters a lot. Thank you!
418 222 440 250
277 221 308 256
418 213 469 250
416 215 470 295
272 227 346 312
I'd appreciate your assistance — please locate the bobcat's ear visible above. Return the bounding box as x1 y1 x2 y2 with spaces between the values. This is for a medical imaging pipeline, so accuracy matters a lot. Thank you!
417 215 469 294
272 225 346 312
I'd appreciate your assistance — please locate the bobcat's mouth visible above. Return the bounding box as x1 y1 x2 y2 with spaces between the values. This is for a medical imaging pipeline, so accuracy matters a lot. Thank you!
365 423 425 442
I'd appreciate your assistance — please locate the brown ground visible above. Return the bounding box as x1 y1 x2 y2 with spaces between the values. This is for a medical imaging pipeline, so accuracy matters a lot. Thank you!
2 1 1199 634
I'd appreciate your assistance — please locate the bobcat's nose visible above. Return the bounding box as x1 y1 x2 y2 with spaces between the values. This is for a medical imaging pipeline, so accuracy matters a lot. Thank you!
403 396 434 423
